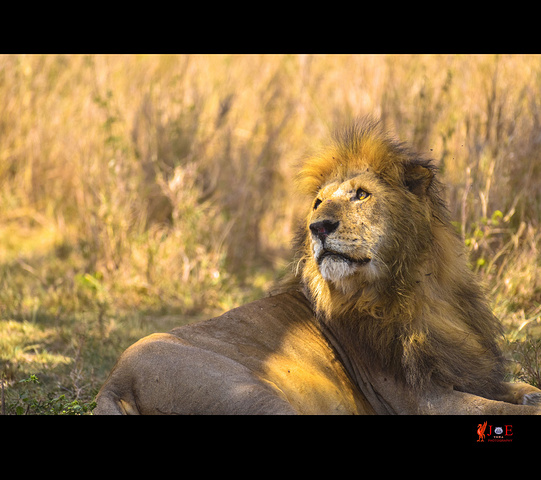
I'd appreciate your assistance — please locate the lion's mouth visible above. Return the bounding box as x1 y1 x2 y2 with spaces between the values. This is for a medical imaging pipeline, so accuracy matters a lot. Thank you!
317 250 371 266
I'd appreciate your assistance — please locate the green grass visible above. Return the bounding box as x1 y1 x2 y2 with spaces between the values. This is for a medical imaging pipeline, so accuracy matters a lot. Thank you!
1 309 206 414
0 216 268 414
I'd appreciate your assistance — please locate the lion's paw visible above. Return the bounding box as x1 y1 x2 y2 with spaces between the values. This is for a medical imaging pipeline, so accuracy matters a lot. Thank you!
522 392 541 406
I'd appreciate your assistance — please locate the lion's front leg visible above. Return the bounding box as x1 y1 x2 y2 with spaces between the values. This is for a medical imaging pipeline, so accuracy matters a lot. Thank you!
417 388 541 415
362 371 541 414
489 382 541 406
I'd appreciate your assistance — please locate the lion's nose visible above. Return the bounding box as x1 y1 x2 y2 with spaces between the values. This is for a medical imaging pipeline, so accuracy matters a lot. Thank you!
309 220 339 242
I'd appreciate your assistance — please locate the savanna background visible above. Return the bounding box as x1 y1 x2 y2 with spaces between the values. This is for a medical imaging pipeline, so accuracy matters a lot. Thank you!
1 54 540 414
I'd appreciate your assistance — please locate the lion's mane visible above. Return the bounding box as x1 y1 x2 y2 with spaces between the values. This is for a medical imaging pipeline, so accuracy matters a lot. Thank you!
285 118 506 397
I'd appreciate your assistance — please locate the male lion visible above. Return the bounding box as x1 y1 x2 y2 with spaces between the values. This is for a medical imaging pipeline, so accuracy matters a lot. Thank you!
95 118 541 414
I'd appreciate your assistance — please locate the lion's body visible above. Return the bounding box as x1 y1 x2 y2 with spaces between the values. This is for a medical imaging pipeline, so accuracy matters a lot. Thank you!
94 291 374 415
95 118 541 414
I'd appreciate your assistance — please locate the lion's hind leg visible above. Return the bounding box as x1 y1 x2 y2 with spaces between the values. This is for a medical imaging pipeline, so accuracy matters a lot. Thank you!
95 332 299 415
93 391 139 415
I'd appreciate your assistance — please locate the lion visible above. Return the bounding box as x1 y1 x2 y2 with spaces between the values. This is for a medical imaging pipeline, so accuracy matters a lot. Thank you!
94 118 541 414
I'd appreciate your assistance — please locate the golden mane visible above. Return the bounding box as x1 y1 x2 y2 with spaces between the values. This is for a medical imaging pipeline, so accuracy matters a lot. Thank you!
296 120 436 198
287 118 507 397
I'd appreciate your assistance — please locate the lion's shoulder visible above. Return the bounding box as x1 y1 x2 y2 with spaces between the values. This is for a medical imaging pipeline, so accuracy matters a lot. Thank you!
177 290 373 413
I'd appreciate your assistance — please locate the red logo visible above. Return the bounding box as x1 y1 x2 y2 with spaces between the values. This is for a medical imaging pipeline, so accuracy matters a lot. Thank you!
476 422 513 443
477 421 488 442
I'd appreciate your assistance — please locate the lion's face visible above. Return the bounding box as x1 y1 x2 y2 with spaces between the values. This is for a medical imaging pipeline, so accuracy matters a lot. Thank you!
294 119 441 317
307 170 384 285
303 165 434 298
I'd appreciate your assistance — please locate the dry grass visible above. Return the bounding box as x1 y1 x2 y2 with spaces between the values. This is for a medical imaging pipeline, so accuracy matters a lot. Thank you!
1 54 541 412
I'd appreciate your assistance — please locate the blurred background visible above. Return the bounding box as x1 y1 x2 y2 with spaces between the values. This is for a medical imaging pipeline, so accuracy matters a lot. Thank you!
1 54 540 413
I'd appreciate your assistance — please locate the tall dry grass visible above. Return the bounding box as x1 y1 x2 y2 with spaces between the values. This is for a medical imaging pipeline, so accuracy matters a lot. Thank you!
1 54 541 334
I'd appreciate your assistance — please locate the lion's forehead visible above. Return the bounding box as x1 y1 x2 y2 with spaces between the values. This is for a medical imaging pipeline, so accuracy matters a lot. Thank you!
317 170 387 199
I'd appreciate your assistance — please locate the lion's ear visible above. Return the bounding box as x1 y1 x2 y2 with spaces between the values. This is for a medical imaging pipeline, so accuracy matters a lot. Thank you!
404 163 434 196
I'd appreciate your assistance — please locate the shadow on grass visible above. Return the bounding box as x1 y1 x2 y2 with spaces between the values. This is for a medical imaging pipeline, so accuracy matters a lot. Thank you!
1 305 210 415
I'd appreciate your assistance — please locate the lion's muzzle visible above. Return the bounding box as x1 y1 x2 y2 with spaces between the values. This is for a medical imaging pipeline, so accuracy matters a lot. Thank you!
309 220 339 244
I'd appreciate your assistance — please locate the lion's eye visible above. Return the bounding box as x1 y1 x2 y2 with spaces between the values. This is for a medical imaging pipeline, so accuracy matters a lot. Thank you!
356 188 370 201
313 198 322 210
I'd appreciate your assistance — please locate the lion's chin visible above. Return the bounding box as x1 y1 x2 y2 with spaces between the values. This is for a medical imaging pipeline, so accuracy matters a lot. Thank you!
318 253 370 282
